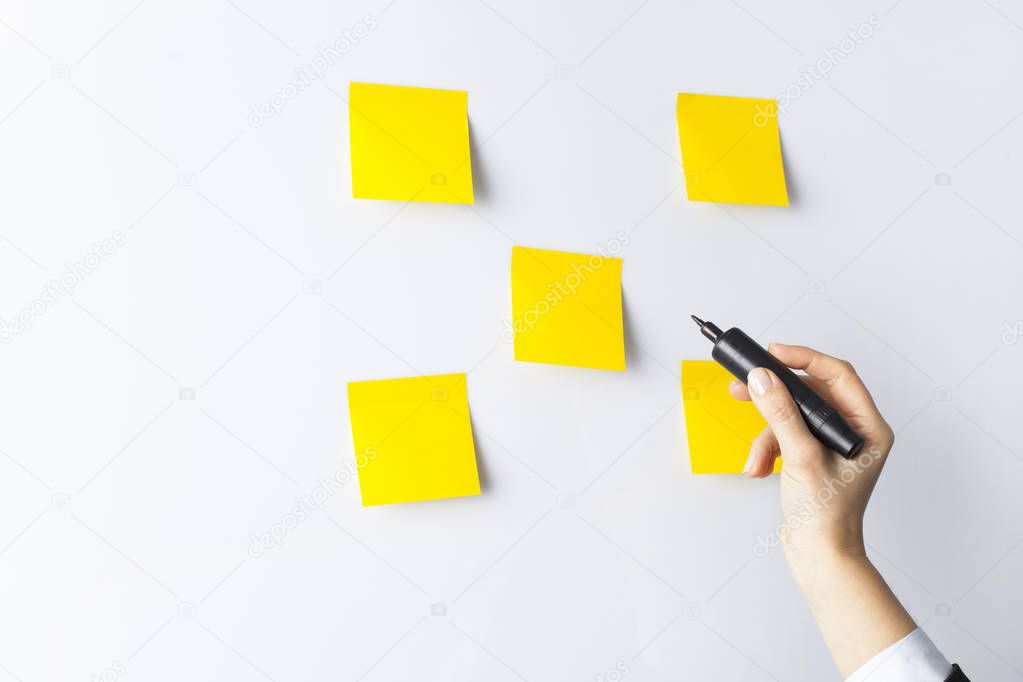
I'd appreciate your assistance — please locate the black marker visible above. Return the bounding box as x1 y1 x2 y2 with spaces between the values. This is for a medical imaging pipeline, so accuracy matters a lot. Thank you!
691 315 864 458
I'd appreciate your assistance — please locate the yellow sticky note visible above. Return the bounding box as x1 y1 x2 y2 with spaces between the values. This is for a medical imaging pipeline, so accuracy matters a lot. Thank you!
682 360 782 474
675 93 788 206
510 246 625 371
347 373 481 506
349 82 474 203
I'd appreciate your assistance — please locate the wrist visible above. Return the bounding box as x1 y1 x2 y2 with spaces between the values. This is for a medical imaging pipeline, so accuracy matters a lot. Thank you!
782 529 867 587
781 545 917 678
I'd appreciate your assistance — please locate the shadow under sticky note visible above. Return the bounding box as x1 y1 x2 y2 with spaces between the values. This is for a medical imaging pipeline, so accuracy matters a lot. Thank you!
676 93 788 207
347 373 481 506
349 82 474 203
682 360 782 474
510 246 625 371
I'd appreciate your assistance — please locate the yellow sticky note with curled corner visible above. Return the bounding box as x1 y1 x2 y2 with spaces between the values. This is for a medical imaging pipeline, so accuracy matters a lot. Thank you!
675 93 788 206
682 360 782 474
347 373 481 506
510 246 625 371
349 82 474 203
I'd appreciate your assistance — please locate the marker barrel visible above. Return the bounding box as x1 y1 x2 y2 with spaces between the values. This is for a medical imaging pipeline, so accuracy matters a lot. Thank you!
712 328 864 458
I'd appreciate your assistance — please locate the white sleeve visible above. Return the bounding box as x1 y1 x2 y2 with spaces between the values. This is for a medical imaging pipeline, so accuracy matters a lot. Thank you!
846 628 952 682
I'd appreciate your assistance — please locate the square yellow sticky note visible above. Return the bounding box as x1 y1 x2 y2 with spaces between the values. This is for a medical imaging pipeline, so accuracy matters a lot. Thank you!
349 82 474 203
510 246 625 371
347 373 481 506
676 93 788 206
682 360 782 474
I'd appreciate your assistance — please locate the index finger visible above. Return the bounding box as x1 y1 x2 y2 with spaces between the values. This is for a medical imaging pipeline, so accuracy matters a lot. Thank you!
767 343 892 446
768 343 860 386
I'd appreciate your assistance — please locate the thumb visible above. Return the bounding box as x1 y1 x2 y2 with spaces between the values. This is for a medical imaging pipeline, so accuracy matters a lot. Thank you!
746 367 816 456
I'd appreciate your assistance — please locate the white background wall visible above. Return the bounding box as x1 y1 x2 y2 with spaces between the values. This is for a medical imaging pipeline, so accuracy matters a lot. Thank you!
1 0 1022 680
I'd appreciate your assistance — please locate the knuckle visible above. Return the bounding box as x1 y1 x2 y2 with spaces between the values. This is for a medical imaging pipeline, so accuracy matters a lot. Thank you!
766 397 799 424
753 430 777 454
880 425 895 450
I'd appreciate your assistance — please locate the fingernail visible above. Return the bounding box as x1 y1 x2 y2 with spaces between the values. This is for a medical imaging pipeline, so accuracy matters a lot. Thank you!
748 368 772 396
743 451 756 475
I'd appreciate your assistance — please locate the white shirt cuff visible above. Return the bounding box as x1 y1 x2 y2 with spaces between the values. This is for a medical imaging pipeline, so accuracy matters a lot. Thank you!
846 628 951 682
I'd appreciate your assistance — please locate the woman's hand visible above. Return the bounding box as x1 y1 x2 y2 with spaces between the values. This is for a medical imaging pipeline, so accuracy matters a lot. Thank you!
729 343 914 677
728 343 895 563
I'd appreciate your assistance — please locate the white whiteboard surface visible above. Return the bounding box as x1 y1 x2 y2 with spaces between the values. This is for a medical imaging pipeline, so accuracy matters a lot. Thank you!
2 0 1022 679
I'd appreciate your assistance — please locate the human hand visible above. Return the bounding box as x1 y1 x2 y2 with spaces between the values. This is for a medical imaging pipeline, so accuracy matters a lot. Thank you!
729 344 918 676
728 343 895 566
